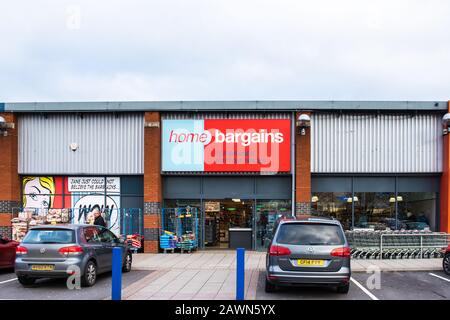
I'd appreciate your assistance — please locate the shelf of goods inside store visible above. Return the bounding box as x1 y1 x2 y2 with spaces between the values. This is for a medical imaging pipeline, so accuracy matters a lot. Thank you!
10 209 71 242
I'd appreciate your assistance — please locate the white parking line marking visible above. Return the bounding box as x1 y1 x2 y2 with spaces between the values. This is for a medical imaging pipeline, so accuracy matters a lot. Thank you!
350 277 379 300
0 278 17 285
429 273 450 283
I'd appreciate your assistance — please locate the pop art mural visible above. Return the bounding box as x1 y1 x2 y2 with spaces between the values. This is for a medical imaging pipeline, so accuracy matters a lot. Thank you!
21 176 121 236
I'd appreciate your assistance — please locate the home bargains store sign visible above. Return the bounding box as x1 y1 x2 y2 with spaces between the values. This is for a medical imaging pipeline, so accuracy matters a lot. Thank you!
162 119 290 172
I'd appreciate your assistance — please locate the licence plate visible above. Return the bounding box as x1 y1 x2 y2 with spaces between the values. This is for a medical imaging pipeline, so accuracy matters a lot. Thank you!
31 265 54 271
297 259 325 267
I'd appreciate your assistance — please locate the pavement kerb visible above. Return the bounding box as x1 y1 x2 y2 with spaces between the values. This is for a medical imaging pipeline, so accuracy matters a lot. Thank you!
351 266 443 272
131 265 443 273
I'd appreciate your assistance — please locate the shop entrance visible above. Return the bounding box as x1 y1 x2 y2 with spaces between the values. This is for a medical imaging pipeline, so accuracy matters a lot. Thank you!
163 176 293 251
203 199 253 249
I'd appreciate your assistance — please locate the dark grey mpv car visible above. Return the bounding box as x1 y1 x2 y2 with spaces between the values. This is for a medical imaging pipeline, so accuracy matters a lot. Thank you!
265 216 351 293
15 224 133 287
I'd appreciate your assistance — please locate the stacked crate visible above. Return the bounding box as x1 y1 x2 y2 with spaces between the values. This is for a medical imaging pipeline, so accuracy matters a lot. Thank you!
160 233 177 253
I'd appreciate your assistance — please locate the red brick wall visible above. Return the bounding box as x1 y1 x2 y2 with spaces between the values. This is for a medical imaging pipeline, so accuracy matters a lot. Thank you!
143 112 162 253
144 240 159 253
440 102 450 233
144 214 159 229
295 112 312 216
0 113 20 203
144 112 162 203
0 112 20 229
0 213 11 227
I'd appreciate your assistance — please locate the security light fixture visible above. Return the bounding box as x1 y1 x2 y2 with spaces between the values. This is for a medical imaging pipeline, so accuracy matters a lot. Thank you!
311 196 319 203
443 113 450 135
69 142 79 151
0 116 15 137
296 113 311 135
297 114 311 122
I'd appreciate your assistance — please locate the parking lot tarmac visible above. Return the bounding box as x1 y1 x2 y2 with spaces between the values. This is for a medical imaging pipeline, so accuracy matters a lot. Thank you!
0 269 152 300
256 271 450 300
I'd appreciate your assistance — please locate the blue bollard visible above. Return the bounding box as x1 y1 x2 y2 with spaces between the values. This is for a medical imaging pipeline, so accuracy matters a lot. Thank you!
112 247 122 300
236 248 245 300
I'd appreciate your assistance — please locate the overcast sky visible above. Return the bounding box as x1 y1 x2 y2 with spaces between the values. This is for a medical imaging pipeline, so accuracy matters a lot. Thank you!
0 0 449 102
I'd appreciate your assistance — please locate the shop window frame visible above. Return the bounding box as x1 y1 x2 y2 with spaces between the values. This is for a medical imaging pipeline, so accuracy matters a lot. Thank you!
311 174 440 231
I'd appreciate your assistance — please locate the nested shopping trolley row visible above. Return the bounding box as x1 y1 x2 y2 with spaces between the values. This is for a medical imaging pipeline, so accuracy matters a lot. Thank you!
346 230 450 259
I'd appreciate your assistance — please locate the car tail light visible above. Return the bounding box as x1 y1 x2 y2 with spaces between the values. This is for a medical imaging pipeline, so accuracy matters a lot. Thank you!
269 245 291 256
16 246 28 255
58 245 83 256
331 247 351 258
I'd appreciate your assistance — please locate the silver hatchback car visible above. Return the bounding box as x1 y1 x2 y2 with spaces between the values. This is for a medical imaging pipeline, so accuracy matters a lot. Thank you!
265 216 351 294
15 224 133 287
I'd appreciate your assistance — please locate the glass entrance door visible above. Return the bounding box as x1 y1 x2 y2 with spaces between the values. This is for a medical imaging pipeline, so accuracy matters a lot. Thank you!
203 199 253 249
255 200 292 251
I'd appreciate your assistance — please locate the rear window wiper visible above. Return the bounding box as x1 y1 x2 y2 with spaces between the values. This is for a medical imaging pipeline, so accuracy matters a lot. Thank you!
308 242 332 245
38 241 65 244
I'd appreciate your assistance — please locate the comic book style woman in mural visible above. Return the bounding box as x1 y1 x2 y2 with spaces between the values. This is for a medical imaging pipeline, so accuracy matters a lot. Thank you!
22 176 55 212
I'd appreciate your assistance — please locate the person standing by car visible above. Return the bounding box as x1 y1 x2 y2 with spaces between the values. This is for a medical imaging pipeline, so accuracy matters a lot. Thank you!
92 206 106 227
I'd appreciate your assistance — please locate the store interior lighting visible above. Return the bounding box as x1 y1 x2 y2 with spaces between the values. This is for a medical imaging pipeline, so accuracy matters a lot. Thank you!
389 196 403 203
232 199 241 202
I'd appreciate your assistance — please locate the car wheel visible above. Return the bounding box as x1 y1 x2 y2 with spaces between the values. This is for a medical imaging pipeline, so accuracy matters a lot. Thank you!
122 252 132 273
17 275 36 286
81 260 97 287
337 283 350 294
443 254 450 275
265 278 277 293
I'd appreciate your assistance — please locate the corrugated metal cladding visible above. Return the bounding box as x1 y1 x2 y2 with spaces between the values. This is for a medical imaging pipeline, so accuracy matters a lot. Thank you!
162 112 291 119
311 113 443 173
19 113 144 175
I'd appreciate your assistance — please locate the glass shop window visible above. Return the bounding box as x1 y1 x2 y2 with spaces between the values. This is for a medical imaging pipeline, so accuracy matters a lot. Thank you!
310 192 352 230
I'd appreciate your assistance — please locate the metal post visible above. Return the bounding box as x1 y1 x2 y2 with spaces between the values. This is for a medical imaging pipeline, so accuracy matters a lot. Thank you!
351 178 355 230
380 234 383 260
236 248 245 300
123 208 126 237
394 177 398 230
420 236 423 259
112 247 122 300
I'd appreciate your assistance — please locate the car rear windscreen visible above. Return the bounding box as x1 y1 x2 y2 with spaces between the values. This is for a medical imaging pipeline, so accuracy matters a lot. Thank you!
276 223 345 245
22 229 75 244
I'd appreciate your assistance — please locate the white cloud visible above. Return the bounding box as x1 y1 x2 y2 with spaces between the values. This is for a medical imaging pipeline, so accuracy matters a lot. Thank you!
0 0 449 101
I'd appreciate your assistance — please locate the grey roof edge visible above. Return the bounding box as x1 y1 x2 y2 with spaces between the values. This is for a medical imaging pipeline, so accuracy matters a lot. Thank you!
3 100 448 112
